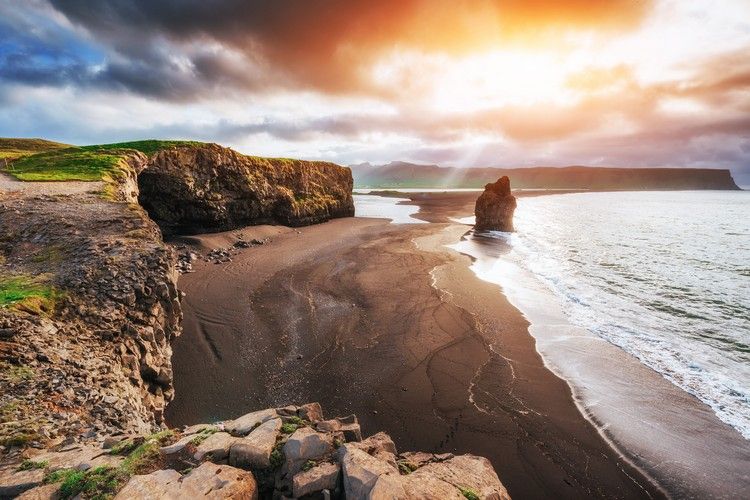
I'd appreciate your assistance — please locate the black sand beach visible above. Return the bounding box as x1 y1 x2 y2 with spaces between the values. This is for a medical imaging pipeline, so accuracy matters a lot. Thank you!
165 193 666 499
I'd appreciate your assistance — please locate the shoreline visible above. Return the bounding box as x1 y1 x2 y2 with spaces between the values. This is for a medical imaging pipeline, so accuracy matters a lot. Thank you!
451 229 750 498
165 194 665 498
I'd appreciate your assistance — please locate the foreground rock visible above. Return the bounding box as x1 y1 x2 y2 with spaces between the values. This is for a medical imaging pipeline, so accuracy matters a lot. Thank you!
0 403 509 499
138 144 355 235
474 176 517 232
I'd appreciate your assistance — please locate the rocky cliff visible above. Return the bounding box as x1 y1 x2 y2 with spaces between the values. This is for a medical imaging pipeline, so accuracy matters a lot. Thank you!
0 171 182 445
138 144 355 235
0 403 510 499
474 176 517 232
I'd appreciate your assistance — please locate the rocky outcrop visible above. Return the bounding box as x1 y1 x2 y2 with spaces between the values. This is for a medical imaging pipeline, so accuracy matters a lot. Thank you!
474 176 517 232
0 190 181 445
137 144 355 235
1 403 509 499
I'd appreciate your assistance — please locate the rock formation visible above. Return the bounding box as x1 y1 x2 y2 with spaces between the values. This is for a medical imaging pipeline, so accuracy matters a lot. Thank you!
474 176 517 232
1 403 510 499
0 188 182 442
138 144 355 235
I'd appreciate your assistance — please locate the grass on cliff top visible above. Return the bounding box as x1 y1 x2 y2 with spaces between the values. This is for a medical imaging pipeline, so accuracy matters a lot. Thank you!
0 138 70 161
0 275 57 314
3 139 207 182
83 140 206 155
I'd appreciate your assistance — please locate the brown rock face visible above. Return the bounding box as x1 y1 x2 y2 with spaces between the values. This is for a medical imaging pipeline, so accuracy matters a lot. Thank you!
474 176 517 232
137 144 355 235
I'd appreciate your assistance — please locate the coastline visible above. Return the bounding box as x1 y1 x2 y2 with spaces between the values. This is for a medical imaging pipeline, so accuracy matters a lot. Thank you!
165 193 664 498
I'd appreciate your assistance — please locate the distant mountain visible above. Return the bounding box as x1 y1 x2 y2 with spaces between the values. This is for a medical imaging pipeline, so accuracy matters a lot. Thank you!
350 162 741 190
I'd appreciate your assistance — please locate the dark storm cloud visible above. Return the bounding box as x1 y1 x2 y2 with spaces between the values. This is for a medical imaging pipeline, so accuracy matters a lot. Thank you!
36 0 652 98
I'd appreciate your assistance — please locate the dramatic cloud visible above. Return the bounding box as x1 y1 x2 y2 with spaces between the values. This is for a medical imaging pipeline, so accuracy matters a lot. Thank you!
1 0 749 185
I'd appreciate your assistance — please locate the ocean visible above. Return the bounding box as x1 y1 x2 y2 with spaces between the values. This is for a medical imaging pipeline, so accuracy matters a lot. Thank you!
460 191 750 438
355 190 750 493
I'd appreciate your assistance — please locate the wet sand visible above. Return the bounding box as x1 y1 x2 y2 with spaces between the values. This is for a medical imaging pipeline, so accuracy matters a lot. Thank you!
166 195 665 499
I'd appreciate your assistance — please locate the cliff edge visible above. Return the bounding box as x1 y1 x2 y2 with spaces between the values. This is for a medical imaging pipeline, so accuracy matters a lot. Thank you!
138 144 355 235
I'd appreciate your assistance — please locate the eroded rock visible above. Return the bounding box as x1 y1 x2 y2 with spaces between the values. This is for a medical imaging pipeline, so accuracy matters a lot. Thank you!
474 176 517 232
138 144 354 235
229 417 282 469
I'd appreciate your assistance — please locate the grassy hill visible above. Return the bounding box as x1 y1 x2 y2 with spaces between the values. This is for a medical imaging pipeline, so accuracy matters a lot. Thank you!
2 140 206 181
0 138 71 161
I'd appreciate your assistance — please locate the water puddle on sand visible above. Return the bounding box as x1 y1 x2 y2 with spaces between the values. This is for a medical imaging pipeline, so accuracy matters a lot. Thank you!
353 194 425 224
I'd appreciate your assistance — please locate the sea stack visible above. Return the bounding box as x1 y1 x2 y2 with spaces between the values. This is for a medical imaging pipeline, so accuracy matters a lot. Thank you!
475 176 517 232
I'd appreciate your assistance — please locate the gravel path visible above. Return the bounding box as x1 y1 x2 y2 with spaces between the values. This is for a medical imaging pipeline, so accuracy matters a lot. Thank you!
0 172 103 197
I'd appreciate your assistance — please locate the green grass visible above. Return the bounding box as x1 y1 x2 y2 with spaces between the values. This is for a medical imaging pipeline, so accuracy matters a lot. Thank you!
281 422 298 434
57 466 128 500
459 486 480 500
189 426 217 446
82 140 205 156
1 363 35 382
45 430 176 499
6 148 128 182
0 138 70 161
18 459 48 471
0 275 57 313
120 430 173 475
3 139 206 182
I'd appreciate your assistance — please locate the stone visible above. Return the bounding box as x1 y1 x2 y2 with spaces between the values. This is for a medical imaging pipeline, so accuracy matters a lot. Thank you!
159 433 195 456
298 402 323 422
352 432 397 456
179 462 258 499
338 444 399 499
229 418 282 469
474 176 517 232
225 408 277 436
283 427 334 474
114 469 181 499
193 431 239 461
182 423 214 435
115 463 258 499
0 466 45 497
292 461 340 498
276 405 298 417
410 454 510 500
16 483 62 499
340 422 362 442
315 419 341 433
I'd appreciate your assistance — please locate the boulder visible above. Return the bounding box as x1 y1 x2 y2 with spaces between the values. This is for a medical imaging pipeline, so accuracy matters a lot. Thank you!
408 454 510 500
193 431 238 461
113 469 181 499
115 462 258 499
138 144 355 235
225 408 278 436
474 176 517 232
338 444 399 498
16 482 61 499
178 462 258 499
292 461 340 498
159 433 196 456
283 427 334 474
229 417 282 469
0 466 45 497
298 402 324 422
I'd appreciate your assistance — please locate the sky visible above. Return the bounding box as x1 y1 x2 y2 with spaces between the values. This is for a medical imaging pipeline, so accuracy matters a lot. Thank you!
1 0 749 183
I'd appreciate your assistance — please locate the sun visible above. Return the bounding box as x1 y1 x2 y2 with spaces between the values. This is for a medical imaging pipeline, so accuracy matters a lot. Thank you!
371 49 578 113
